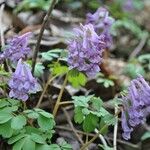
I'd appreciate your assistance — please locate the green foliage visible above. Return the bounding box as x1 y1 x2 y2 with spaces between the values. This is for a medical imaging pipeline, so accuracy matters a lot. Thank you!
96 73 115 88
40 49 63 61
0 98 72 150
138 54 150 71
124 63 145 78
73 95 116 133
51 62 69 76
68 69 87 88
112 19 146 39
15 0 53 12
34 63 45 77
141 131 150 141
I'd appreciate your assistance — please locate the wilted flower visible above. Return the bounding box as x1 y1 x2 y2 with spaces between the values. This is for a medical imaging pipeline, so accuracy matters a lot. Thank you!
9 59 41 101
68 24 106 77
86 7 114 49
0 32 31 63
121 75 150 140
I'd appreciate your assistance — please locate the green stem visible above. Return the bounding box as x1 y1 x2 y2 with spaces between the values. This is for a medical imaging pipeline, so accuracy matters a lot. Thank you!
53 73 68 116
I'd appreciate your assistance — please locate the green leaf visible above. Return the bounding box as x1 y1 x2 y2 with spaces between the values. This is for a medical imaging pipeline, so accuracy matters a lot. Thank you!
58 139 72 150
0 112 12 124
74 107 84 124
34 63 45 77
37 115 55 130
103 114 117 126
73 95 94 107
36 144 61 150
91 97 103 111
68 71 87 88
141 131 150 141
31 133 46 144
0 120 13 138
124 63 145 78
8 134 27 144
13 138 26 150
23 136 36 150
11 115 27 130
52 63 68 76
41 49 62 61
37 110 53 118
83 113 99 132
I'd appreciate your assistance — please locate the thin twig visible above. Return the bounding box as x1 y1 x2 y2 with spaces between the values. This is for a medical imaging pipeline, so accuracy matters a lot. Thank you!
32 0 57 74
56 125 140 149
113 106 118 150
59 101 73 105
53 73 68 116
80 125 108 150
56 125 95 137
36 75 57 108
62 108 84 145
130 33 148 59
0 4 5 48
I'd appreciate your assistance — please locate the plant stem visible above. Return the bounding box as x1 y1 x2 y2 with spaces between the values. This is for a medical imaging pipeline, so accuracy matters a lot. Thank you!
53 73 68 116
80 125 108 150
0 4 5 48
36 75 57 108
113 106 118 150
32 0 57 74
95 128 108 148
59 101 73 105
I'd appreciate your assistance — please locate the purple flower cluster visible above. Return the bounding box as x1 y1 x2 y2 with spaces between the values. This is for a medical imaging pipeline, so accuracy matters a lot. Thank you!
68 24 106 77
0 32 31 63
86 7 114 48
67 7 114 77
121 75 150 140
9 59 41 101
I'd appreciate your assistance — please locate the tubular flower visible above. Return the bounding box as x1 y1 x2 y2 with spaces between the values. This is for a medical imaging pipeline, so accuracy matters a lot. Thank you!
86 7 114 48
9 59 41 101
0 32 31 63
67 24 106 77
121 75 150 140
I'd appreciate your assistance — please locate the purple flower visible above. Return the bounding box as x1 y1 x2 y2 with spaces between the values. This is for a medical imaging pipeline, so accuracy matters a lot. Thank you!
0 32 31 63
121 111 133 140
86 7 114 49
67 24 106 77
121 75 150 140
9 59 41 101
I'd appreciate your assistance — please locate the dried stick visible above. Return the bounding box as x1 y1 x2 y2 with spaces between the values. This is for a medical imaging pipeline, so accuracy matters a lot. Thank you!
53 73 68 116
62 108 84 145
36 75 57 108
80 125 108 150
130 33 148 59
32 0 57 74
0 4 5 48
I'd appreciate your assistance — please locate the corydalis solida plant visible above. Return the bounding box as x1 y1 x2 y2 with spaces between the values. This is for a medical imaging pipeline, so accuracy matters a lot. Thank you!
86 7 114 49
121 75 150 140
0 32 41 101
9 59 41 101
67 24 106 77
0 32 31 63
